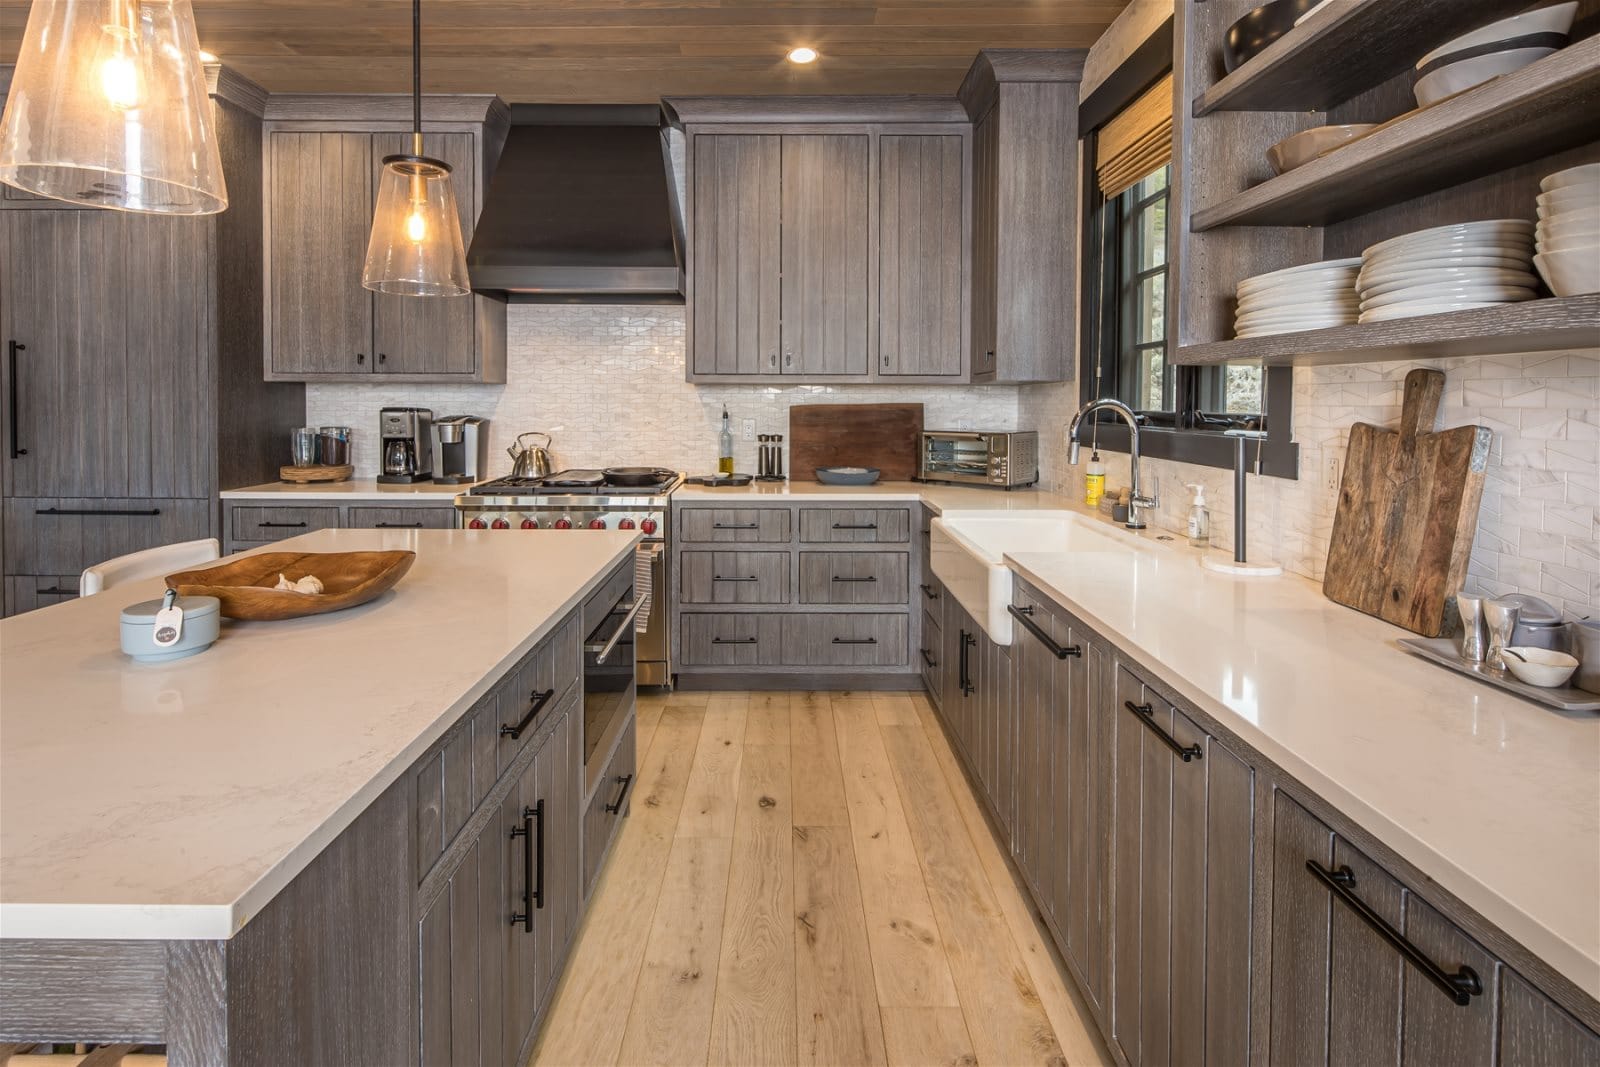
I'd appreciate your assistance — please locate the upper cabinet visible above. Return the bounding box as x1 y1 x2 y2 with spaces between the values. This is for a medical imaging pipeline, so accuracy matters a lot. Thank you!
261 96 509 383
960 50 1085 384
879 133 966 377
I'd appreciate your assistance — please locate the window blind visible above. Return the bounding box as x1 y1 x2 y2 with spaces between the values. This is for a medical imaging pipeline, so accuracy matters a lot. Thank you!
1095 72 1173 199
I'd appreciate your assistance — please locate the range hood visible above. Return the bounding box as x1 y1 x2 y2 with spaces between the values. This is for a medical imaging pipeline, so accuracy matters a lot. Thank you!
468 104 684 302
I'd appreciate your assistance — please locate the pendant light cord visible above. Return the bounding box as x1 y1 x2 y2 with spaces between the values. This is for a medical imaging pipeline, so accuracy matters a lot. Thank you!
411 0 423 156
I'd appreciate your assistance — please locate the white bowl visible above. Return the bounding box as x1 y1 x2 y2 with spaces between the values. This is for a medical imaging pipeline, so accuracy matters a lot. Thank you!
1541 162 1600 193
1360 283 1535 310
1358 300 1508 323
1503 646 1579 688
1415 47 1556 108
1266 124 1378 175
1534 249 1600 296
1537 205 1600 228
1537 212 1600 237
1538 188 1599 213
1358 267 1538 298
1538 232 1600 255
1416 3 1577 68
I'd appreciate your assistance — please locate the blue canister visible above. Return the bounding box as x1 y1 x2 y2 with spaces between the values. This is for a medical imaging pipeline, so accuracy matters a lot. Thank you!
120 594 222 662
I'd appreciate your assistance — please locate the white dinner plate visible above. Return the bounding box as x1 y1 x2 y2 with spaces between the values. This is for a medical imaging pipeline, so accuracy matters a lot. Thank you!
1358 300 1513 323
1236 309 1357 328
1364 237 1534 266
1358 268 1538 299
1360 254 1532 281
1360 283 1536 311
1235 258 1362 294
1236 288 1358 312
1363 219 1533 258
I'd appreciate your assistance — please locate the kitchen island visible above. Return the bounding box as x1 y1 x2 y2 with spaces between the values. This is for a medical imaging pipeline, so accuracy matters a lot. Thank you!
0 528 639 1065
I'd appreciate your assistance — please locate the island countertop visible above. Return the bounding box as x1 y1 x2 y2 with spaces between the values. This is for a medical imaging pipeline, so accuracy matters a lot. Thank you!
0 527 638 941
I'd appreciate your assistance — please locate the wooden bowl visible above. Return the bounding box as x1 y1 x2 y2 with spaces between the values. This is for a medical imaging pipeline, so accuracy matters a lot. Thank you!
165 551 416 621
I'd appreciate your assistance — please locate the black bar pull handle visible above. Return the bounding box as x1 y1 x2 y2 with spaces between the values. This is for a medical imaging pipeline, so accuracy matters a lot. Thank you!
36 507 162 517
832 636 878 645
712 636 758 645
920 647 937 668
532 800 545 909
832 522 879 530
35 585 75 596
1007 604 1081 660
500 688 555 741
1307 861 1482 1006
8 340 25 458
509 800 544 929
920 583 940 600
713 521 759 529
257 520 307 529
1123 701 1204 762
959 630 976 696
832 575 877 583
605 773 634 814
373 521 424 528
713 575 759 583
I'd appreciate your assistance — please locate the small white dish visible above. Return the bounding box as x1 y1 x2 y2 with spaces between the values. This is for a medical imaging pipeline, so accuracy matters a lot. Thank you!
1415 2 1577 69
1534 249 1600 296
1235 258 1362 293
1541 162 1600 193
1502 646 1580 688
1265 124 1378 175
1415 47 1557 107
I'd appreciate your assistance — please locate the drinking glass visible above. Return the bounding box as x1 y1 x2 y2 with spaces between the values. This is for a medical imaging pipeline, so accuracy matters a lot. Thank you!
291 427 319 466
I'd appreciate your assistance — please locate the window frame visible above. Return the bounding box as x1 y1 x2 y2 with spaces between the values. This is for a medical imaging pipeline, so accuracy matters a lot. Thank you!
1076 21 1299 480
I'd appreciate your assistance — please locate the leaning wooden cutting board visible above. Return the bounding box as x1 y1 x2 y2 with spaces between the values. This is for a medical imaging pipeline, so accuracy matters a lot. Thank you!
789 403 924 481
1323 368 1491 637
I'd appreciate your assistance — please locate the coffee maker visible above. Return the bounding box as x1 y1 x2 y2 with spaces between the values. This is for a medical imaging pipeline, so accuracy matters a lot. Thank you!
377 407 433 483
431 416 488 484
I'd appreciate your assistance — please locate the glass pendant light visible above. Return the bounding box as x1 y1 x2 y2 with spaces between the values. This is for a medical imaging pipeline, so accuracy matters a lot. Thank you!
362 0 470 298
0 0 227 214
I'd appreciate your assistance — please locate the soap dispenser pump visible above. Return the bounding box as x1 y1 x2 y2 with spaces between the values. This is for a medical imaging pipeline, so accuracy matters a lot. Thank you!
1185 483 1210 547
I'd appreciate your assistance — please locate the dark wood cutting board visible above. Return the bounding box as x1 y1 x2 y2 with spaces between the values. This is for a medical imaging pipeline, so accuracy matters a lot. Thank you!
1323 369 1491 637
789 403 924 482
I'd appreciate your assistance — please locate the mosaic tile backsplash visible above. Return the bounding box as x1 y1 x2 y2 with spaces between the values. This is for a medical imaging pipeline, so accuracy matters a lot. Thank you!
306 305 1599 620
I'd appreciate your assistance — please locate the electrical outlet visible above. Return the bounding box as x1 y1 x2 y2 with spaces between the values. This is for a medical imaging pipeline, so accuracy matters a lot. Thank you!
742 419 756 441
1325 453 1341 492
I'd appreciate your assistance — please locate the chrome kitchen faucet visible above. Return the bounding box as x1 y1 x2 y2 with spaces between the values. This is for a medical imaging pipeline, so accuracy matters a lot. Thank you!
1068 398 1158 530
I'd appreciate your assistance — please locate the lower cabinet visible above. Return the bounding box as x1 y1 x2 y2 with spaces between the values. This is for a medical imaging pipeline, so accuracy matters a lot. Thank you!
582 712 637 901
222 497 462 554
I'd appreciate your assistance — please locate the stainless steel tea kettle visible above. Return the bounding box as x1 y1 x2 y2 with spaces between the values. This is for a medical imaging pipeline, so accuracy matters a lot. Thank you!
508 432 553 479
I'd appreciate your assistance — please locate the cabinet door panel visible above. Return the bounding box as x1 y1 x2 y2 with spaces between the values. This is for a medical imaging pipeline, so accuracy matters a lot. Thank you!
1136 698 1173 1067
1399 893 1498 1066
371 132 478 377
780 134 870 376
970 111 999 379
878 134 963 377
268 132 373 376
690 135 780 375
1499 970 1600 1067
418 836 482 1067
1327 841 1404 1067
1109 667 1145 1063
1200 725 1255 1067
1069 638 1112 1010
1269 792 1336 1066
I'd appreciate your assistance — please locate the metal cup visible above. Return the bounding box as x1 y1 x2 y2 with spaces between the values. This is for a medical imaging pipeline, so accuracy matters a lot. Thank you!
1456 594 1487 664
1483 599 1521 672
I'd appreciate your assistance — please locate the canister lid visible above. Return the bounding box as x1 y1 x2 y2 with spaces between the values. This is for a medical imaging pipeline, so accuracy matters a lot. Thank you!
121 595 222 624
1497 593 1562 626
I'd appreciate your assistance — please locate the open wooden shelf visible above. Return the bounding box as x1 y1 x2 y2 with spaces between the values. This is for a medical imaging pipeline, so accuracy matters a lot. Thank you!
1175 295 1600 367
1193 0 1533 115
1193 39 1600 230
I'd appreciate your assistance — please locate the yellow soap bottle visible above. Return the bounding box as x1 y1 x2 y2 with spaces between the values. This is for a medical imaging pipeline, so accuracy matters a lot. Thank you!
1084 450 1106 508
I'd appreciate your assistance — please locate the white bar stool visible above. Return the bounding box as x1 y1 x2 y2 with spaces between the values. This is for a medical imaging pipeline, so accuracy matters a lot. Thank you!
79 539 221 596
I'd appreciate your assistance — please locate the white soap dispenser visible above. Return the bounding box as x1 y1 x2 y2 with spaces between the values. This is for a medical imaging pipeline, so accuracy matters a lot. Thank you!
1185 483 1210 548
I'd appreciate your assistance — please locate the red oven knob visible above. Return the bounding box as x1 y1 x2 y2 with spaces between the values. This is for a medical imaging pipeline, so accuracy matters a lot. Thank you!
553 518 573 530
618 518 636 530
588 518 607 530
640 518 658 534
491 518 510 530
520 518 539 530
467 518 487 530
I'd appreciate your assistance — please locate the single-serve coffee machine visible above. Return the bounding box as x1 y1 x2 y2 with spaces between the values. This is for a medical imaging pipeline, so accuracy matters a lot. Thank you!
378 407 433 483
432 415 488 484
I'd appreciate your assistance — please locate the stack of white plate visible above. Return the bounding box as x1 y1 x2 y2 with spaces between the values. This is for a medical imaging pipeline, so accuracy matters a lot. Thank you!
1234 259 1360 337
1412 3 1576 107
1534 163 1600 297
1356 220 1536 323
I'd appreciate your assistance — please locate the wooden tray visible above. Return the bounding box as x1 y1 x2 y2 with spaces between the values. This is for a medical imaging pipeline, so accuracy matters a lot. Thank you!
1397 637 1600 713
281 463 354 484
166 551 416 621
789 403 923 482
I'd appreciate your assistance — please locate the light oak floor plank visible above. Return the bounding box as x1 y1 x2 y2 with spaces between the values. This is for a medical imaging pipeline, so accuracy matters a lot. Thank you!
870 691 919 727
789 692 850 828
745 690 793 746
676 693 749 839
880 1006 979 1067
793 823 888 1067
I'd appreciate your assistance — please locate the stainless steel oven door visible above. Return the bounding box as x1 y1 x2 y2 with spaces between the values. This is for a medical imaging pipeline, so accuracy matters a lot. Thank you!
636 542 670 687
581 582 642 793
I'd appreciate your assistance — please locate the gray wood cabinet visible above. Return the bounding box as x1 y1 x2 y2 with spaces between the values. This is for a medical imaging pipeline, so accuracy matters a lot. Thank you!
958 51 1084 384
262 96 509 384
879 134 966 377
222 497 462 554
780 134 871 376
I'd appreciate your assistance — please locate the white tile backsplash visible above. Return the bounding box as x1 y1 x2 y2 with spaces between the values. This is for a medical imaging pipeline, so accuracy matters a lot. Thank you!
306 304 1598 619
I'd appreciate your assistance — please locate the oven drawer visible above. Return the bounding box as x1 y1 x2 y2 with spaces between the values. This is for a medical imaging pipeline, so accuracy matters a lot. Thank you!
679 551 790 605
782 613 909 667
799 551 909 605
583 711 637 900
229 505 342 544
797 508 911 543
678 507 792 543
680 612 786 666
492 613 581 779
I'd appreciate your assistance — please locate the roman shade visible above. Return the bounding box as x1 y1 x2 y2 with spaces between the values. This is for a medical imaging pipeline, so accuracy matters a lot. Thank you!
1095 72 1174 199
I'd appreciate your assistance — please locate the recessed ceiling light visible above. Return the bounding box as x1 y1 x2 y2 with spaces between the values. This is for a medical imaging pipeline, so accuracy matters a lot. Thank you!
198 50 218 62
786 47 818 64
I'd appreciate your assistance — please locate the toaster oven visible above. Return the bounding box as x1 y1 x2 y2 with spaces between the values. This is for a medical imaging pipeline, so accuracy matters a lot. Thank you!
920 431 1039 488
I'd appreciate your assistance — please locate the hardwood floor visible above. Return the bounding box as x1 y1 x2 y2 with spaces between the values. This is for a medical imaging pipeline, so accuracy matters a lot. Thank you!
531 690 1110 1067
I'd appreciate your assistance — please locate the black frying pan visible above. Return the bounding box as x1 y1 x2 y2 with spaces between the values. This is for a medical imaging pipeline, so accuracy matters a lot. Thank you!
603 466 674 487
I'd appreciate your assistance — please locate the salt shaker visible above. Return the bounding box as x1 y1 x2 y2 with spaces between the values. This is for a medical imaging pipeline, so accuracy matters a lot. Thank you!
1483 598 1521 672
1456 594 1488 664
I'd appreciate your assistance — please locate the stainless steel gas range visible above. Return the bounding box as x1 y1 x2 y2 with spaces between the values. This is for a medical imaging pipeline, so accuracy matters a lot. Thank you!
455 468 682 687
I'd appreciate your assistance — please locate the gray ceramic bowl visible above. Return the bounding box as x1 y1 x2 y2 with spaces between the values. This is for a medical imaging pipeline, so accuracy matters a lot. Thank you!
1223 0 1322 72
815 467 881 486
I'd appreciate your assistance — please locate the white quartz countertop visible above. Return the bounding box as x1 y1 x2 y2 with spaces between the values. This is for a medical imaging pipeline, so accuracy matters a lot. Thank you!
221 479 472 501
1000 527 1600 1000
674 479 1077 513
0 528 638 941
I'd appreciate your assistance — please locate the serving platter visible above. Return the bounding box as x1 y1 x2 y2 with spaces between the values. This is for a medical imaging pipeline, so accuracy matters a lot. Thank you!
1398 636 1600 712
166 550 416 621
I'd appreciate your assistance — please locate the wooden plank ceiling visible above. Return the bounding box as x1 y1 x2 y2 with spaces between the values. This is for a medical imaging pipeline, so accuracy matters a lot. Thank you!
0 1 1129 103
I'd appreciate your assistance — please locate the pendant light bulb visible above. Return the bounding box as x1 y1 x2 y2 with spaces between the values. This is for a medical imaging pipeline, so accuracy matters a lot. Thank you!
0 0 228 214
406 209 428 243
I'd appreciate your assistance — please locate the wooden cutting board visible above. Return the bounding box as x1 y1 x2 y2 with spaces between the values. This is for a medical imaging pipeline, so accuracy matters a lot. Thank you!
1323 369 1491 637
788 403 924 481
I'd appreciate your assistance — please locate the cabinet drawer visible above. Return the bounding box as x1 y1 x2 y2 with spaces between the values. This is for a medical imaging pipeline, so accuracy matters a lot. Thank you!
799 551 909 604
494 614 582 778
413 711 478 885
680 613 785 666
782 613 908 666
583 711 637 899
229 505 341 544
678 507 792 543
3 575 81 617
4 498 212 575
679 551 790 604
798 507 910 543
345 506 457 529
